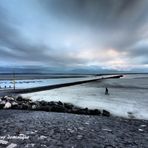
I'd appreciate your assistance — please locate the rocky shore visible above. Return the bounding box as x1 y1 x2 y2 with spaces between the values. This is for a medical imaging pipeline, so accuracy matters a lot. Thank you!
0 110 148 148
0 96 148 148
0 96 110 116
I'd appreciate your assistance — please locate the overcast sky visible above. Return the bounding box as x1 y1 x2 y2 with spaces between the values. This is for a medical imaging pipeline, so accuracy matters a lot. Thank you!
0 0 148 72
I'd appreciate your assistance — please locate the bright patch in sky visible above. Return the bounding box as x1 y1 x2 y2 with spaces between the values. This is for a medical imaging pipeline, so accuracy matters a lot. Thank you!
0 0 148 72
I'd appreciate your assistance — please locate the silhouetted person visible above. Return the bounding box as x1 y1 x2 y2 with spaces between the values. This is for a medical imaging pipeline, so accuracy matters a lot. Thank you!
4 86 6 89
105 87 109 95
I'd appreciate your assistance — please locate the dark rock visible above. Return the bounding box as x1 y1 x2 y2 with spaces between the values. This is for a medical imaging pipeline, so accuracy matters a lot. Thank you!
1 97 6 101
21 103 30 110
72 108 88 115
64 103 74 110
0 104 5 109
29 101 38 106
102 110 110 117
37 106 50 112
71 107 78 113
40 101 48 106
11 104 19 109
25 98 32 103
83 108 89 114
89 109 101 115
16 96 23 102
31 101 40 109
16 96 31 103
4 96 14 101
78 109 88 115
58 101 63 106
51 105 66 112
47 101 57 106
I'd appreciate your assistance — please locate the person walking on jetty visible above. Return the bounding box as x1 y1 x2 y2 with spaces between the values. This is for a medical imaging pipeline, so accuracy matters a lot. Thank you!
105 87 109 95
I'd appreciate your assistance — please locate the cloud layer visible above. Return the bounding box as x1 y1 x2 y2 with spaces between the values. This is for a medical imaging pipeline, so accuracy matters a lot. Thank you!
0 0 148 72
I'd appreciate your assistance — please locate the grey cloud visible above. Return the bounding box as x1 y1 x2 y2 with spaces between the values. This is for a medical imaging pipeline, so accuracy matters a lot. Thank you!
0 4 67 66
39 0 148 51
127 42 148 64
0 0 148 71
40 0 146 29
0 4 91 67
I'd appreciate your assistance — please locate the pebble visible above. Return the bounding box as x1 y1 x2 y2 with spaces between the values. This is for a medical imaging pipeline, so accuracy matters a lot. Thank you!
0 110 148 147
67 128 75 133
84 122 89 125
25 143 35 147
41 144 48 147
38 135 47 140
0 140 8 145
138 128 144 132
6 143 17 148
78 127 84 130
140 125 146 127
77 135 83 139
102 128 112 132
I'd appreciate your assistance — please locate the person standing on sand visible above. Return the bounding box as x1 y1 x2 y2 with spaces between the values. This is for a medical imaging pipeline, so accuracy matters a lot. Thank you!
105 87 109 95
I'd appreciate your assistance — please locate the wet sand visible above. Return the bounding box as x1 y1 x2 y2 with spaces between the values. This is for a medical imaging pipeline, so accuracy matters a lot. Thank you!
0 110 148 148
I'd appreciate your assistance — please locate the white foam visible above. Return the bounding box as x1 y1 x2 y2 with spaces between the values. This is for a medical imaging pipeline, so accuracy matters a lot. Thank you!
20 74 148 120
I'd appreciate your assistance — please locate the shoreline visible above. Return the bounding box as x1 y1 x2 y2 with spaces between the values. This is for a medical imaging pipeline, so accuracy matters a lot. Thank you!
0 96 111 117
0 94 148 147
0 75 123 96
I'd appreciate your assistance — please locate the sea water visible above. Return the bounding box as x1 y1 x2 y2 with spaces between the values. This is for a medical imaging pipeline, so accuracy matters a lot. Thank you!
21 74 148 120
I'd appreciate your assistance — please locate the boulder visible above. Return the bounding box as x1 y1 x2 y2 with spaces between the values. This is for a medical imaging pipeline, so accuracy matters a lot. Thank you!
89 109 101 115
11 104 19 109
40 100 48 106
71 108 88 115
102 110 110 117
4 102 11 109
37 106 50 111
4 96 14 101
31 105 37 110
58 101 63 106
16 96 31 103
51 105 66 112
24 98 32 103
0 104 5 109
21 103 31 110
47 101 57 106
83 108 90 114
0 100 6 105
11 101 18 105
64 103 74 110
1 97 6 101
16 96 23 102
70 107 78 113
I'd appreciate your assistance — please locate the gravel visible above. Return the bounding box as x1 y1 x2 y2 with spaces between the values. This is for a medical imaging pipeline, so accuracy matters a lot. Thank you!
0 110 148 148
